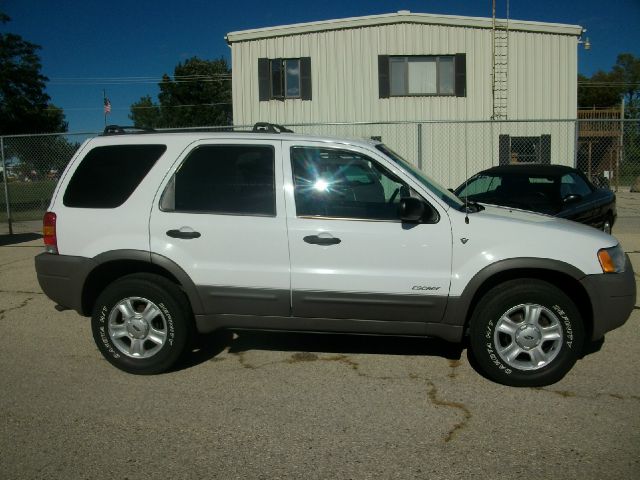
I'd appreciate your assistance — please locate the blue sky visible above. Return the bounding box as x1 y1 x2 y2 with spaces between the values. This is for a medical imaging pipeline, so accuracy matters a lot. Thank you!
3 0 639 132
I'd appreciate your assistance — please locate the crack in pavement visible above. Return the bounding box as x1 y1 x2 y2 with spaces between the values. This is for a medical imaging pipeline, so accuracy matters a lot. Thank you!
534 387 640 402
0 296 35 321
424 378 472 443
231 349 640 442
0 289 43 295
231 350 471 443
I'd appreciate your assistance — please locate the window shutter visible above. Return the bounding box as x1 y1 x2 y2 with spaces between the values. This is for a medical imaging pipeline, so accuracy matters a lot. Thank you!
540 135 551 164
300 57 312 101
499 135 510 165
454 53 466 97
378 55 390 99
258 58 270 101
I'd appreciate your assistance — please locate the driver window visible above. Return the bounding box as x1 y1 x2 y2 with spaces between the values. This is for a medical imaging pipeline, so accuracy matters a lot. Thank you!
290 146 409 220
458 175 501 197
560 173 592 198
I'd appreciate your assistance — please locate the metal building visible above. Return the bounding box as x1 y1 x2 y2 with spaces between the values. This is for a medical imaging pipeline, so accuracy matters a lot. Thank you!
226 11 584 185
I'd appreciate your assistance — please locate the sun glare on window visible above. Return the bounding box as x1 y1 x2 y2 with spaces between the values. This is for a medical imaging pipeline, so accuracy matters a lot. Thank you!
313 179 330 192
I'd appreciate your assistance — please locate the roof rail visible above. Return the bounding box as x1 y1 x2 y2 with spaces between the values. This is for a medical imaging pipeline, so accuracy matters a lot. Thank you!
102 125 156 136
100 123 293 136
252 122 294 133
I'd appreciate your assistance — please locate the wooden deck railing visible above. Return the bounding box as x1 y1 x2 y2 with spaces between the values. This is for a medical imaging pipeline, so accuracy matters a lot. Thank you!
577 108 622 137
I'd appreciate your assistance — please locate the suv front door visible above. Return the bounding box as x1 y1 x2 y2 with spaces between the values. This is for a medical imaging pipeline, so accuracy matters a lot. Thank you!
149 139 290 317
283 141 452 331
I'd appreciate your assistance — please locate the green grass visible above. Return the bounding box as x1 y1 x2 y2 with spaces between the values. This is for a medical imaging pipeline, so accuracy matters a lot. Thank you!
0 180 57 221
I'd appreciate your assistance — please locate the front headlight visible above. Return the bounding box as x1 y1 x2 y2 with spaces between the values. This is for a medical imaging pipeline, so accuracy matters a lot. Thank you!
597 244 626 273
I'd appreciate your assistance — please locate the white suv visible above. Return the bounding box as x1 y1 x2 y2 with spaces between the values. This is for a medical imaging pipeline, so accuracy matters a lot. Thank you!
35 124 636 386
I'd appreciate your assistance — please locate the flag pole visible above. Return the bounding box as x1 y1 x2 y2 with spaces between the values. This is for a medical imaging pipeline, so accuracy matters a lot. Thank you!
103 89 107 127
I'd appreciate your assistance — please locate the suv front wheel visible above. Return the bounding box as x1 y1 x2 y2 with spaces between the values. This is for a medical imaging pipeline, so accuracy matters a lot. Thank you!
91 273 192 374
469 279 584 387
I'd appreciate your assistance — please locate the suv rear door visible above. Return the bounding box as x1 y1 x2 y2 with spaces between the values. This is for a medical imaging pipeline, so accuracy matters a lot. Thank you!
149 139 290 316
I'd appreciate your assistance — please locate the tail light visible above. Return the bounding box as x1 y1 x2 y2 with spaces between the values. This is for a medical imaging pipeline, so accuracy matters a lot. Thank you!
43 212 58 254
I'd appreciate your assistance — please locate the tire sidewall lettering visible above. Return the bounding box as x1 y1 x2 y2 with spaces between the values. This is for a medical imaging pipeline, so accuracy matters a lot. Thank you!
98 322 120 359
551 304 574 349
158 302 175 347
485 341 512 375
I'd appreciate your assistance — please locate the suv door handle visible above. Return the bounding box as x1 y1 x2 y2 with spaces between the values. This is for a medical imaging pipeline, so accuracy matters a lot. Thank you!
167 228 201 239
303 235 341 246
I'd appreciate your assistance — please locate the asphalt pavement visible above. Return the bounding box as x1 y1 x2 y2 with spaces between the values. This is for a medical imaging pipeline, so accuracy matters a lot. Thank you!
1 194 639 479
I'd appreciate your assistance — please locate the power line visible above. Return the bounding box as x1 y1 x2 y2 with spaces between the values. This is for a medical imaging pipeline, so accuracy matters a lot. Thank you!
48 77 232 86
578 82 640 87
46 102 232 112
50 74 231 80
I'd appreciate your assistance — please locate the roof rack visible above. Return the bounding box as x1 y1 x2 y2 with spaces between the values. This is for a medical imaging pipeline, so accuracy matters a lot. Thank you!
102 125 156 136
252 122 294 133
100 123 294 136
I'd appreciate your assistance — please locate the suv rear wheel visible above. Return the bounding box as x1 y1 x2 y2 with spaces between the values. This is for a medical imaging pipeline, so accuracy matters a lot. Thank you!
469 279 584 387
91 273 192 374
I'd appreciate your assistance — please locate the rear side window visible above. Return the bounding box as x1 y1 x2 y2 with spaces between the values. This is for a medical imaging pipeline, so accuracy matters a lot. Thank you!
161 145 276 216
63 145 166 208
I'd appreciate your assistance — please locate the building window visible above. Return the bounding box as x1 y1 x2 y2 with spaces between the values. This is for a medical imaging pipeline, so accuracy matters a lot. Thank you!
499 135 552 165
258 57 312 101
378 54 466 98
270 59 300 98
389 56 454 96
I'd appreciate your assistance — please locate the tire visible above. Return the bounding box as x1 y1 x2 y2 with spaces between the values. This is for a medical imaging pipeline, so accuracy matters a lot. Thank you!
468 279 584 387
91 273 193 374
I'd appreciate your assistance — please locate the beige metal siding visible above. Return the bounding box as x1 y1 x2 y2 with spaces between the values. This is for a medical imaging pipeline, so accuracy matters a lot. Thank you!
231 22 577 125
508 30 577 120
230 21 578 187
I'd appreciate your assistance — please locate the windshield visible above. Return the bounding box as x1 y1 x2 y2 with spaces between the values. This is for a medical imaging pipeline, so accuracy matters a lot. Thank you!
376 144 464 209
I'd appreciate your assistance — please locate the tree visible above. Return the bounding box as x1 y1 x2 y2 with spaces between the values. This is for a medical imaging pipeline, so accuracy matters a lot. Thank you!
0 13 67 134
128 95 161 129
612 53 640 118
130 57 232 129
578 71 624 109
578 53 640 118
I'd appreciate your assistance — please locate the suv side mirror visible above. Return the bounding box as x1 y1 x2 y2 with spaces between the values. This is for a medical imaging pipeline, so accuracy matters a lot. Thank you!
563 193 582 205
399 197 426 222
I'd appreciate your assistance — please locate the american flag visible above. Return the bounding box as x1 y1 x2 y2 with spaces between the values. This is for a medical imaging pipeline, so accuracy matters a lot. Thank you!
104 97 112 114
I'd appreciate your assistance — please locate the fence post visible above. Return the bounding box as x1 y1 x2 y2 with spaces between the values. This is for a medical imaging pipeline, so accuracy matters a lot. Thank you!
417 123 423 170
573 120 579 168
1 137 13 235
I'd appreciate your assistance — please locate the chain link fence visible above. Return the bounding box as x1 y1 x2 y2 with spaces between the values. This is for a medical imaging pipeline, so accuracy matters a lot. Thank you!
2 119 639 235
1 132 96 234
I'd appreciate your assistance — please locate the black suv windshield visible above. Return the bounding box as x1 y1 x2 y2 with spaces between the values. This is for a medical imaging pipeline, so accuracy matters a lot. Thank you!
376 144 464 210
